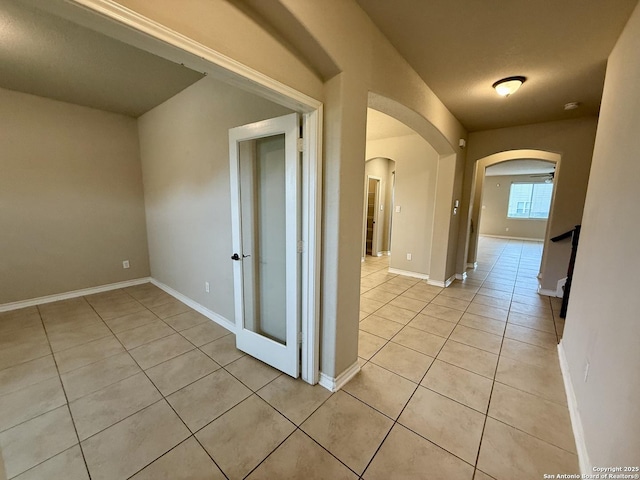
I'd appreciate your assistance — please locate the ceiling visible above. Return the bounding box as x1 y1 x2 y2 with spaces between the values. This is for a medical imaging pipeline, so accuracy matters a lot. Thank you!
357 0 639 132
0 0 204 117
485 160 555 177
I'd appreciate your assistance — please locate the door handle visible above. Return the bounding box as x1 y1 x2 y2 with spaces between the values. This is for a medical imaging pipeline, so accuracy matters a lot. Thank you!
231 253 251 261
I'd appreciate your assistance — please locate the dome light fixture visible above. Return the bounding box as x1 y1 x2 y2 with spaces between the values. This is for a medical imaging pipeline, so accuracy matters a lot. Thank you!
492 76 526 97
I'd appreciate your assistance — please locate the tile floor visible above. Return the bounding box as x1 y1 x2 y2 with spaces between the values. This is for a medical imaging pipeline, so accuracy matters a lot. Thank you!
0 236 577 479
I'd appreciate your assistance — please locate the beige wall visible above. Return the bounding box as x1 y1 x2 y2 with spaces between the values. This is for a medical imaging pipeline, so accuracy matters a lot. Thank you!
366 134 439 276
137 77 291 323
111 0 466 378
479 174 549 240
0 87 149 304
459 117 597 290
363 157 394 255
562 2 640 468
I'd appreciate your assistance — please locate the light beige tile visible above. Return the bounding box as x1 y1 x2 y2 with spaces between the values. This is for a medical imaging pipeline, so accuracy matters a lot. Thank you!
473 470 495 480
421 304 464 323
477 288 512 301
197 395 295 479
82 400 190 480
450 325 502 354
301 391 393 475
199 334 245 365
431 294 471 312
0 355 58 395
512 293 551 308
482 281 514 293
0 331 51 370
496 356 566 405
363 424 474 480
358 330 387 360
459 312 506 336
162 310 210 332
399 387 484 464
167 369 251 432
505 323 557 349
0 376 66 433
54 335 125 374
376 282 409 295
509 301 553 319
489 382 576 453
102 309 159 333
13 445 88 480
402 286 439 302
129 333 194 369
343 362 417 419
115 319 175 350
472 294 511 310
146 348 220 396
407 313 456 337
47 323 112 353
437 340 498 379
359 315 404 340
388 296 428 313
360 297 386 314
61 351 141 401
130 437 225 480
391 325 446 356
0 406 78 478
465 302 508 322
147 299 192 319
69 372 162 440
258 375 332 425
225 355 281 391
500 337 559 370
477 418 579 479
246 430 357 480
439 287 477 301
0 308 41 335
374 304 417 324
93 300 147 321
422 360 493 413
371 342 433 383
180 320 231 347
508 311 556 333
361 289 397 303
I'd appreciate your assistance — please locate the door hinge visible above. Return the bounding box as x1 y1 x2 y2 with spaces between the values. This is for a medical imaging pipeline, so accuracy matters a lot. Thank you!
296 138 304 152
298 331 303 345
297 240 304 253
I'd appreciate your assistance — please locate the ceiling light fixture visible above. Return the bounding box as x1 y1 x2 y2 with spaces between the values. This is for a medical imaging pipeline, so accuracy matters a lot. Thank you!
492 76 526 97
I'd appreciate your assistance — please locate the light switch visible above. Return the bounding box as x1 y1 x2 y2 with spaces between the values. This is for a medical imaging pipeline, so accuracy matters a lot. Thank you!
395 205 401 213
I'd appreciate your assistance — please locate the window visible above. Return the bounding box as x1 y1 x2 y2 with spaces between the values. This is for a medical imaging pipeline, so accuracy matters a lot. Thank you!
507 182 553 219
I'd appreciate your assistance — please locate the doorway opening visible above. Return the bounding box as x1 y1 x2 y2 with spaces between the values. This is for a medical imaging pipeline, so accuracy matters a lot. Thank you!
365 177 381 256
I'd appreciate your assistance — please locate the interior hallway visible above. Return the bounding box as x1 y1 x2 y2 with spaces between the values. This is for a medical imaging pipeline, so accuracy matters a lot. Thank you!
0 237 575 479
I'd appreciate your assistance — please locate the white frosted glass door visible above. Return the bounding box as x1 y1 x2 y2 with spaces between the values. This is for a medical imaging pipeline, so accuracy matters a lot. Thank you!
229 113 300 377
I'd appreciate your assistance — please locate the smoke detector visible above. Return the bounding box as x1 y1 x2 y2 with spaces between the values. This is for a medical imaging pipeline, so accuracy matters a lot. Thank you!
564 102 580 110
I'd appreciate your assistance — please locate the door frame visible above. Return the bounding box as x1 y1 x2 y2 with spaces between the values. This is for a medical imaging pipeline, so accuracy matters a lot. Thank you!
364 175 382 256
62 0 323 384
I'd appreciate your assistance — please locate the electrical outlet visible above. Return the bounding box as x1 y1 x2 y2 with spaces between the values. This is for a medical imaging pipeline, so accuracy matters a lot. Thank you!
205 282 210 293
583 360 590 383
406 253 412 260
395 205 401 213
122 260 130 269
505 227 509 232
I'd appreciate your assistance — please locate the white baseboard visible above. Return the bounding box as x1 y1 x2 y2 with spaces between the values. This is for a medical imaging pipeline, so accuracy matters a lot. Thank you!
0 277 151 312
558 342 591 474
318 361 360 392
466 262 478 269
388 268 429 280
379 251 391 256
150 279 236 333
479 234 544 241
455 272 468 280
427 274 456 288
361 257 365 263
538 277 566 298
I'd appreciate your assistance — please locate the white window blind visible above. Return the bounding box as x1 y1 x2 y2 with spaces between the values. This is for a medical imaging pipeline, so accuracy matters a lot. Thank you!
507 183 553 219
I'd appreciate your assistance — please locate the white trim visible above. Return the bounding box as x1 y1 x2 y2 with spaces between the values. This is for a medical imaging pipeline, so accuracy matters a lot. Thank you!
538 276 565 298
0 278 150 312
427 274 456 288
380 251 391 256
558 342 591 474
150 279 236 333
466 262 478 269
455 272 468 280
479 234 544 242
318 361 361 392
388 268 429 280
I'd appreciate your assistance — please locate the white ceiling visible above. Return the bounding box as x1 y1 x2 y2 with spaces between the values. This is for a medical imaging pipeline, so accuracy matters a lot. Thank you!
357 0 639 131
485 160 555 177
0 0 204 117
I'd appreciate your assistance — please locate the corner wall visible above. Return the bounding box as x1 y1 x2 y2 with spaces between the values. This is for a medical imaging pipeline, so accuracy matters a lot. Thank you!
137 77 292 322
561 2 640 468
0 87 149 304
